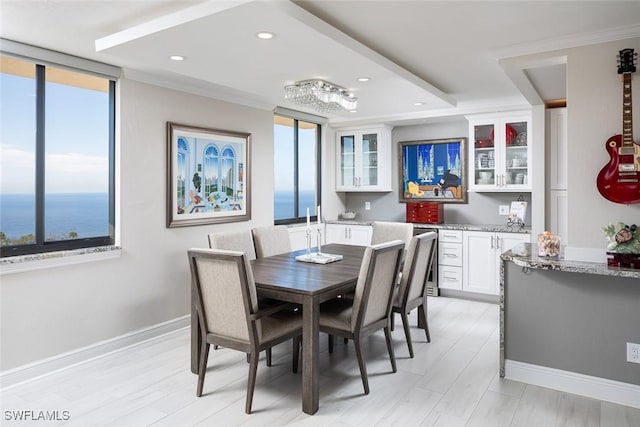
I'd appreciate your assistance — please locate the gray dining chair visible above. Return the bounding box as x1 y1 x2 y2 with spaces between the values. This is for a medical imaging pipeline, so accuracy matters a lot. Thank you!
252 225 292 258
390 232 437 358
208 229 256 260
320 240 404 395
188 248 302 414
371 221 414 249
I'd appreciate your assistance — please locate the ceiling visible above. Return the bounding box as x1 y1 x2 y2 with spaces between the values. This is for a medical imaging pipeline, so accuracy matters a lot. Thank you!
1 1 640 126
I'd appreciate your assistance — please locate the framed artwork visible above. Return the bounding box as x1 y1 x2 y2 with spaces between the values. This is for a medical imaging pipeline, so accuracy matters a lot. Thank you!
167 122 251 227
399 137 467 203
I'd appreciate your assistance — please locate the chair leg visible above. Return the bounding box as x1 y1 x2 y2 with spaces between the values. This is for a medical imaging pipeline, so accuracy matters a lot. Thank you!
384 326 397 373
328 334 334 354
245 352 259 414
390 312 395 331
353 336 370 395
420 301 431 343
266 347 272 367
344 337 348 344
214 344 219 350
400 311 414 358
196 342 210 397
292 337 300 373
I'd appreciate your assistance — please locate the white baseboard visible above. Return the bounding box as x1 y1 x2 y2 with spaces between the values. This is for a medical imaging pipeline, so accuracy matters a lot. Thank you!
505 359 640 409
0 315 190 390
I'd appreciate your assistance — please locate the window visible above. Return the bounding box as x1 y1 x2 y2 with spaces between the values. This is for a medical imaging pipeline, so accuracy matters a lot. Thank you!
0 52 116 257
274 113 321 224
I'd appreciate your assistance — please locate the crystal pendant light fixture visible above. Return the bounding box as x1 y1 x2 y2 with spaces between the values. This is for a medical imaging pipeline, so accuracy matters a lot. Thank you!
284 79 357 113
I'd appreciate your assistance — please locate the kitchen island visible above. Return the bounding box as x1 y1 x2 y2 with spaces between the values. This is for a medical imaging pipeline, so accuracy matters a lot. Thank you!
500 243 640 408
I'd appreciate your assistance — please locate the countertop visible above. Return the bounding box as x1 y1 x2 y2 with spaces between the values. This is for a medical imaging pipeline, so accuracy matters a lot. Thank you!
326 220 531 234
501 243 640 279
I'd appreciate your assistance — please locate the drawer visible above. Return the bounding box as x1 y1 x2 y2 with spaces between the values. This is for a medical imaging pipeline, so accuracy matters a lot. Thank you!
438 265 462 290
439 242 463 266
438 229 463 243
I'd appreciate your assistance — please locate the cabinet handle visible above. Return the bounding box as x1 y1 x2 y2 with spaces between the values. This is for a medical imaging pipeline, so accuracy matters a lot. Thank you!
490 235 494 249
345 228 348 239
497 237 501 250
444 252 458 257
442 233 457 239
444 276 457 281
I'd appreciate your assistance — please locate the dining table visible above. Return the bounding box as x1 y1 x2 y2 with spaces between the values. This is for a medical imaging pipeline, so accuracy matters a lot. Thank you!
190 243 367 415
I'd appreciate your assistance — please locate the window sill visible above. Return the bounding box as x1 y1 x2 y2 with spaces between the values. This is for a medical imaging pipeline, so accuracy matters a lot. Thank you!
0 246 121 276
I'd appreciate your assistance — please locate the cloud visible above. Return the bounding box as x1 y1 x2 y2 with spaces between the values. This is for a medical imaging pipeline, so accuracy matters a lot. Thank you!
1 144 108 193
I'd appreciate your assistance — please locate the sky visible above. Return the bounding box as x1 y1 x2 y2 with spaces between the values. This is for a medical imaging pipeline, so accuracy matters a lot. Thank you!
1 72 109 194
274 123 317 193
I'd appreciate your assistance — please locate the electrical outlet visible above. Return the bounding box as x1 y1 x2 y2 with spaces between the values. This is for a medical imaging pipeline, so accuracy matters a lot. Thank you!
499 205 510 215
628 342 640 364
365 201 371 210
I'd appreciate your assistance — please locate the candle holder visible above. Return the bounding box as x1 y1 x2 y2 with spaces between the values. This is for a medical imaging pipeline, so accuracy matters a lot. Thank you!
306 226 312 258
316 224 323 255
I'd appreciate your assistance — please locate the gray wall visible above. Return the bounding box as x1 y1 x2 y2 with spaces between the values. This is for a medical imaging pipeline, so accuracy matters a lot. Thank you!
343 120 532 224
505 262 640 385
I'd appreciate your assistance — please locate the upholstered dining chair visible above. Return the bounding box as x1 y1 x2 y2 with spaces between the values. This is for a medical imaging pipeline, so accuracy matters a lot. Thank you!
251 225 292 258
390 231 437 358
188 248 302 414
370 221 414 249
320 240 404 395
208 229 269 356
208 229 256 260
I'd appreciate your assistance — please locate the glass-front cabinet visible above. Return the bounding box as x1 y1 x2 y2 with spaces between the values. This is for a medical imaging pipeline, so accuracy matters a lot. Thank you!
467 113 531 191
336 125 392 191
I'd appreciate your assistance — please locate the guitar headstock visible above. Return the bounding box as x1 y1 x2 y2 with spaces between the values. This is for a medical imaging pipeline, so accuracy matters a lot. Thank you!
618 48 637 75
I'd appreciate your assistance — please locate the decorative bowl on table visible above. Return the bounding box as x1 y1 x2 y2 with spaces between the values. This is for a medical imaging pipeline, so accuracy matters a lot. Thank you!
342 211 356 220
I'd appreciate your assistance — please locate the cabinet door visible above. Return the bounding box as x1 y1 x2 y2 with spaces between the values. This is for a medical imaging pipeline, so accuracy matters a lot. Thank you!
338 134 356 190
463 231 496 294
325 224 348 244
349 225 372 246
503 118 530 190
470 122 498 188
287 225 309 251
359 132 378 187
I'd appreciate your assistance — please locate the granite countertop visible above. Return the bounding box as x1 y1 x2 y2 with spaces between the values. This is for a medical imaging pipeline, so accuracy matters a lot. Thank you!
326 220 531 234
501 243 640 279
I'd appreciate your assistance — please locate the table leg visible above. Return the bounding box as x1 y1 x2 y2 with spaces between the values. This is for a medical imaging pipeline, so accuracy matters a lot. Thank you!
302 297 319 415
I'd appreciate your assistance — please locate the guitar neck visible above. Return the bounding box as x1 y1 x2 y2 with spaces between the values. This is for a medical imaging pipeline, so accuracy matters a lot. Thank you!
622 73 634 148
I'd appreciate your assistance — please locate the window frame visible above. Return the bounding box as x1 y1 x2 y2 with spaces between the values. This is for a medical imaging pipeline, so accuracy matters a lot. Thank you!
273 112 322 226
0 47 117 258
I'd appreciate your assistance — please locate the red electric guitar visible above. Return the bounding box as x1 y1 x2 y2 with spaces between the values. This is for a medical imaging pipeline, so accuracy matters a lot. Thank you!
596 48 640 204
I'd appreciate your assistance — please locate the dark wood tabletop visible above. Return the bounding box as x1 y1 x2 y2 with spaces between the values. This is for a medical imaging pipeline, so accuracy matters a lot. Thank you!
251 243 366 299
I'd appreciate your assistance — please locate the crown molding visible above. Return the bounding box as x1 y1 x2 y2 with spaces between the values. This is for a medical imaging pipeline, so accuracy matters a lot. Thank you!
492 23 640 60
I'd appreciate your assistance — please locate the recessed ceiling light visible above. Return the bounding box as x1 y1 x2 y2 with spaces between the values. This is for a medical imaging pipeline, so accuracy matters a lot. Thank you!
358 77 370 82
349 110 357 113
169 55 185 61
414 102 425 106
256 32 274 39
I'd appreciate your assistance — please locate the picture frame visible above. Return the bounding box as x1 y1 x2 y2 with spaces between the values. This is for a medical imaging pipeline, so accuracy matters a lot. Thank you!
399 137 467 203
167 122 251 227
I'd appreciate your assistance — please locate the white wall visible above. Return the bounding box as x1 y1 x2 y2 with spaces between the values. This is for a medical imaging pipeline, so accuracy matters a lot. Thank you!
567 38 640 248
0 79 276 370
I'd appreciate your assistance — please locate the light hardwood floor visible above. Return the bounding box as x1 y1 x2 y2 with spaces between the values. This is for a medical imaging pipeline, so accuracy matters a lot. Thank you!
2 297 639 426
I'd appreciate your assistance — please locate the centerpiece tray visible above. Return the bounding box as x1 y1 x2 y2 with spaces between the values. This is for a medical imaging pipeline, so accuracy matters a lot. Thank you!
295 253 343 264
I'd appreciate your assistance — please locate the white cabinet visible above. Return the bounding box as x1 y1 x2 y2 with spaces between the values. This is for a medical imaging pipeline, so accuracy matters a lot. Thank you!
325 223 372 246
437 230 463 291
468 113 532 191
336 125 392 191
463 231 530 295
288 225 310 251
547 107 568 244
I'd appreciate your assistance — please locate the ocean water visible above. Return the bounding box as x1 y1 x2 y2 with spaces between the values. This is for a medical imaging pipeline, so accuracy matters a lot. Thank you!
0 193 110 241
274 190 316 221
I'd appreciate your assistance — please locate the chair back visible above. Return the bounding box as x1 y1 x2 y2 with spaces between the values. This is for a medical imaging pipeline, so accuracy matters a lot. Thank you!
371 221 414 249
252 225 292 258
398 232 437 304
208 229 257 260
351 240 404 331
188 248 261 344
